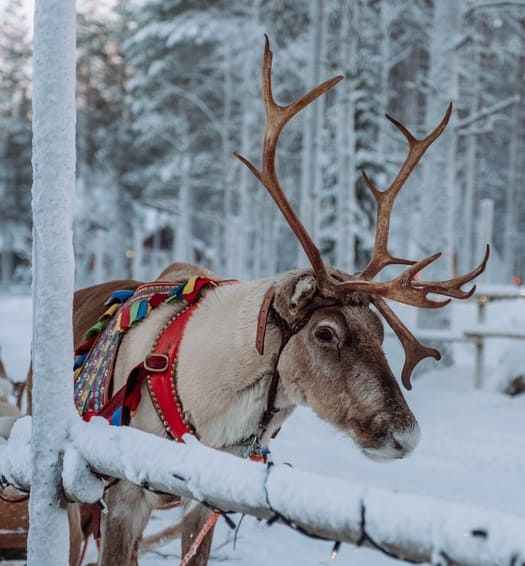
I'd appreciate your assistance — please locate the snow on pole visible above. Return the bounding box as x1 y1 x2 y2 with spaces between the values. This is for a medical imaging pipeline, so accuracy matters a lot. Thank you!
29 0 77 564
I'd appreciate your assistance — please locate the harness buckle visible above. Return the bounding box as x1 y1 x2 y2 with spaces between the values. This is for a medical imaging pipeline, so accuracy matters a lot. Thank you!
144 353 169 373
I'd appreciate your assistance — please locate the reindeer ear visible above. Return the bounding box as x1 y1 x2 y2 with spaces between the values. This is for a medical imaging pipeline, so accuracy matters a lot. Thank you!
273 272 317 323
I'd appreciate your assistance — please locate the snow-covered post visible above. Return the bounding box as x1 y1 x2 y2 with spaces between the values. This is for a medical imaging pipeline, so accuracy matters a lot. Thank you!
477 198 494 284
472 198 494 389
30 0 77 564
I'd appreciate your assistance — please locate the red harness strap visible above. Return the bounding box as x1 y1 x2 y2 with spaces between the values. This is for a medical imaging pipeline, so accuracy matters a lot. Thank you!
146 302 200 441
85 299 204 440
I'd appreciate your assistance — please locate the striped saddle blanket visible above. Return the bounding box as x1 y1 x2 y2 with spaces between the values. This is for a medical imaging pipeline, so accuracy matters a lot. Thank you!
73 277 216 416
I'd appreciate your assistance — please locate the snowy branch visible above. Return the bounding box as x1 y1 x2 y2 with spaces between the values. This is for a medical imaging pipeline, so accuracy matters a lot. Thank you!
455 95 520 132
1 417 524 566
465 1 525 15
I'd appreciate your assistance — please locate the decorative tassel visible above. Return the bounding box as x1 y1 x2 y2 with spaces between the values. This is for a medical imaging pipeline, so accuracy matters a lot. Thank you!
182 276 198 296
101 303 120 320
166 283 185 303
104 289 135 306
73 352 88 370
149 293 168 308
135 299 149 322
75 334 97 355
129 301 141 326
85 319 107 339
183 277 216 303
118 304 131 331
110 406 123 426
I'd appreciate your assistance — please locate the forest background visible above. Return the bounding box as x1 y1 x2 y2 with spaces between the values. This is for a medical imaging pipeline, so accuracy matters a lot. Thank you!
1 0 524 294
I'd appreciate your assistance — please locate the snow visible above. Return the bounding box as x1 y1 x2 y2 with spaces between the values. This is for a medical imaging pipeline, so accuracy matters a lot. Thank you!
1 294 525 565
1 416 31 491
62 444 105 504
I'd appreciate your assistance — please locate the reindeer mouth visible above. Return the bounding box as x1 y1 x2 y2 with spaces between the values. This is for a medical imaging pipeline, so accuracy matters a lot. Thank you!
362 446 405 462
361 425 421 461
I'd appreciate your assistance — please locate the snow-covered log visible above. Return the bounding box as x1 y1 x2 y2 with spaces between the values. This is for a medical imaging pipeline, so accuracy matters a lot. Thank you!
30 0 77 564
2 416 524 566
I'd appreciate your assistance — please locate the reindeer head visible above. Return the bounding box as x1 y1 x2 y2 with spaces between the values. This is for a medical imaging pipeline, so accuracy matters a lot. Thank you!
235 37 488 460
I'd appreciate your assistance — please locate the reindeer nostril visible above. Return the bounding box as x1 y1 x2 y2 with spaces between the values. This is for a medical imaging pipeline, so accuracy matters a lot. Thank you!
391 423 421 456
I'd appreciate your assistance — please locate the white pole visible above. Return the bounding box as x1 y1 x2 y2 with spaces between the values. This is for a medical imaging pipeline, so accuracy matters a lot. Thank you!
29 0 76 564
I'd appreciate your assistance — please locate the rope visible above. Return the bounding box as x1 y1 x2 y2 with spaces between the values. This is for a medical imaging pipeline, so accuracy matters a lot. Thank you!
179 511 219 566
76 535 89 566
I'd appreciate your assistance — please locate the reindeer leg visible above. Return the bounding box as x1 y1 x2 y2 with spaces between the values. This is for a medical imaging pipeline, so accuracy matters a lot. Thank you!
97 480 154 566
181 503 216 566
68 503 82 566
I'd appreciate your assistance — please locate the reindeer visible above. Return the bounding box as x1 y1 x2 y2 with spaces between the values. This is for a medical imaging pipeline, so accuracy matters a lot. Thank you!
72 37 488 566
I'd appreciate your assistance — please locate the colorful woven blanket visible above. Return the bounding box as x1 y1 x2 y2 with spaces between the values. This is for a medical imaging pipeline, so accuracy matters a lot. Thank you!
73 277 217 416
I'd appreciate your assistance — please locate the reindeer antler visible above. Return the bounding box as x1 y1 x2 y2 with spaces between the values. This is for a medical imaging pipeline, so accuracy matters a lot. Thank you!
234 35 343 288
237 37 489 390
359 105 452 279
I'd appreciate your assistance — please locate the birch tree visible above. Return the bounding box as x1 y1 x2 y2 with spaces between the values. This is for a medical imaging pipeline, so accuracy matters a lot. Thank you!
29 0 76 564
298 0 327 265
502 54 524 280
334 3 358 273
417 0 462 329
0 0 32 285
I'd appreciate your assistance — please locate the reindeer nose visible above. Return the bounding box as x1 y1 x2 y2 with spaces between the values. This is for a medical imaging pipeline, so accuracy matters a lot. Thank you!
362 422 421 461
391 422 421 457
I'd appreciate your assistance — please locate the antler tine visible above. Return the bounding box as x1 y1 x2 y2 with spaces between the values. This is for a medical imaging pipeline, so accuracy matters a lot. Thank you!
327 251 449 306
414 244 490 300
378 244 490 308
360 103 453 280
373 298 441 390
329 245 489 308
234 35 344 282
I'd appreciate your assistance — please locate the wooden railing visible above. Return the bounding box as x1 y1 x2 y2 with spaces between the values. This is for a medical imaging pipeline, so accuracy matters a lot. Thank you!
1 416 525 566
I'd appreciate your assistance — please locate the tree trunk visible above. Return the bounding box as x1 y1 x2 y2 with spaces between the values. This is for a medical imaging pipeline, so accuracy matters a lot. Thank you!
237 24 257 280
335 3 358 273
298 0 326 265
502 55 523 281
461 44 480 275
417 0 462 330
222 40 235 275
175 154 192 263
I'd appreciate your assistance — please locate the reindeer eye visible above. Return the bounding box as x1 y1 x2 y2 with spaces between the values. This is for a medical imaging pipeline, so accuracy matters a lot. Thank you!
315 326 336 343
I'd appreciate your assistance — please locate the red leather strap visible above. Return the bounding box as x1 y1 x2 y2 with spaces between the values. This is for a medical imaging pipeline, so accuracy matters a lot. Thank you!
147 303 201 441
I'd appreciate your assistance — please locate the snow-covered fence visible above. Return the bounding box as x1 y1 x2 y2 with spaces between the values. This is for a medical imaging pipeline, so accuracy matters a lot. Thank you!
395 287 525 389
464 288 525 388
2 416 525 566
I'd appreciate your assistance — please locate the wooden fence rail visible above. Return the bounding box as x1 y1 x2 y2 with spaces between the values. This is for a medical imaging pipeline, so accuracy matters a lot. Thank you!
1 416 524 566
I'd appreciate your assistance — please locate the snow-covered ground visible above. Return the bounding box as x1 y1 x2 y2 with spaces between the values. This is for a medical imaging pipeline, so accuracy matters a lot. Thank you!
1 289 524 565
